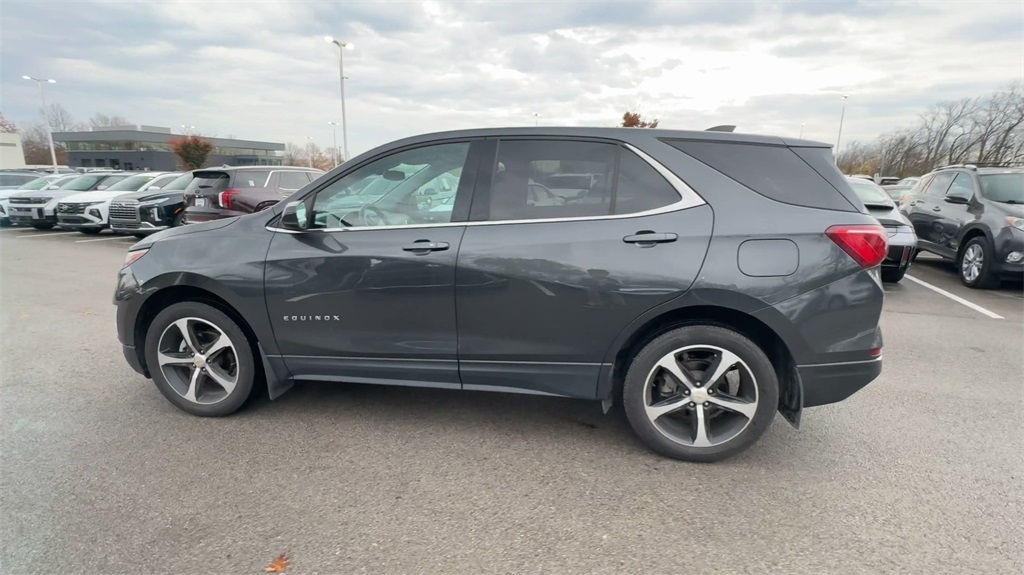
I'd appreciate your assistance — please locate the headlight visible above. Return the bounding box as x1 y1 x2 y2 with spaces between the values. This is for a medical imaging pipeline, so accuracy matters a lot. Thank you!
1007 217 1024 232
123 249 149 268
139 197 171 206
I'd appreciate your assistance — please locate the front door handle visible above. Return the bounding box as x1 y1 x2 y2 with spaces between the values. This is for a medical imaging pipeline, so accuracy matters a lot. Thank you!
932 206 942 212
623 231 678 246
402 240 450 253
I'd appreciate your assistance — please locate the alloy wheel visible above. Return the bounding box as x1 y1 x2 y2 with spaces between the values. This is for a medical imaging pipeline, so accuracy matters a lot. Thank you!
962 244 983 283
156 317 239 405
643 345 758 448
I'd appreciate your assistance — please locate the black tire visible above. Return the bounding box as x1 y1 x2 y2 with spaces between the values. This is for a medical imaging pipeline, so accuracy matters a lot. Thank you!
881 267 906 283
622 325 779 463
32 223 54 231
909 249 919 263
144 301 257 417
78 227 101 235
957 236 1000 289
133 233 147 239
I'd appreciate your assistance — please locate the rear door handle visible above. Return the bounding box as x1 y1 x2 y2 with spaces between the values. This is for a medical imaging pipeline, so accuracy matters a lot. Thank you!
402 240 450 253
623 232 678 246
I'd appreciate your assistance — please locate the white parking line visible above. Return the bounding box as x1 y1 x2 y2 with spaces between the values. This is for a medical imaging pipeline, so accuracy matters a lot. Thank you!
75 236 125 243
14 231 78 239
905 274 1004 320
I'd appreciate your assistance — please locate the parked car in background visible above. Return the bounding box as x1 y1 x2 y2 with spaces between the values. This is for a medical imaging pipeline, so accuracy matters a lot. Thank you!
846 177 917 283
876 176 900 186
182 166 323 223
110 172 193 237
0 172 44 190
115 127 887 463
57 172 174 234
7 172 128 230
900 164 1024 288
541 172 606 200
0 174 78 227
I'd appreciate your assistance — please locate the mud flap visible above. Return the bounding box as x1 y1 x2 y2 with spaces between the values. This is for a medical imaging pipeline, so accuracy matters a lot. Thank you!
779 369 803 429
259 343 294 400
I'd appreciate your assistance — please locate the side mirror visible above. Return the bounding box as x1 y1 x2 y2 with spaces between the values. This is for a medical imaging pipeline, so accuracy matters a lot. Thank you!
945 192 971 205
280 200 309 231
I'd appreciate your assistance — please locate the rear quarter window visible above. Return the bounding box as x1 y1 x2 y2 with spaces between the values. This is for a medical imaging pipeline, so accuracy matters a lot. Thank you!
230 171 271 188
663 140 858 212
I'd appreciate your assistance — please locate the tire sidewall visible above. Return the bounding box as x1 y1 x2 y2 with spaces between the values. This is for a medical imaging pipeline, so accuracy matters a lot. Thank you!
958 237 993 288
144 301 256 416
622 325 779 463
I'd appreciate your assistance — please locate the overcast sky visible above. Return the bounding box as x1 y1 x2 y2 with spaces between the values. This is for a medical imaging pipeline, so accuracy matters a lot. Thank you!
2 1 1022 157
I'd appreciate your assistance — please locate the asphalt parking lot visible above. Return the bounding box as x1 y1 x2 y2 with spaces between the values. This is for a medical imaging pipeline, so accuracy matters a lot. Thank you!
1 227 1021 575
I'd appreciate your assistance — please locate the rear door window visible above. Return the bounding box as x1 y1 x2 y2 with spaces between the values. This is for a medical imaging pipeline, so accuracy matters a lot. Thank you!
278 171 311 190
230 171 271 188
664 140 858 212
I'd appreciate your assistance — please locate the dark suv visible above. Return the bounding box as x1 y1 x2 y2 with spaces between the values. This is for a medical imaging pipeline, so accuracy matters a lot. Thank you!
115 128 887 462
899 164 1023 288
182 166 323 223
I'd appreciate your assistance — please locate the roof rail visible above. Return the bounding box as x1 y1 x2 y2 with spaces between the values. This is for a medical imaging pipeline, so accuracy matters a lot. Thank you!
937 161 1024 171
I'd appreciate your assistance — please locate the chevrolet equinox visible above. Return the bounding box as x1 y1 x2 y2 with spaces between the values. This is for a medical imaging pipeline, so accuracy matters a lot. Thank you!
115 128 886 462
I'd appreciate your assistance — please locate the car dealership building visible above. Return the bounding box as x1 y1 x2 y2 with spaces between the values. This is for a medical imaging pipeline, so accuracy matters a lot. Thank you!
53 125 285 171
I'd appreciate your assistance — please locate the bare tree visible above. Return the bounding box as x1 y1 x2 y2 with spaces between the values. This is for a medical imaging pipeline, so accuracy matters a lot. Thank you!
0 112 17 133
46 103 76 132
89 113 134 128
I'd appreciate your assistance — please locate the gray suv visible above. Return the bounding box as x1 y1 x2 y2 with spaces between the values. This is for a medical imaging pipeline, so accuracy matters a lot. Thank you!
115 128 887 462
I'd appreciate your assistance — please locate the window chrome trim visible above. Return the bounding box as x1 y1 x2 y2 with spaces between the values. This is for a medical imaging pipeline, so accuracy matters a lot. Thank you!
266 143 706 234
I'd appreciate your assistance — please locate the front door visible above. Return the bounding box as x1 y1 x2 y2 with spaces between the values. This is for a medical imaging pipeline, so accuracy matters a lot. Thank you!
264 140 480 388
455 138 712 398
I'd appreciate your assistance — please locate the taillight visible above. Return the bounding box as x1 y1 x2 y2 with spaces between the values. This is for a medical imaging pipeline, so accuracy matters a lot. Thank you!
218 189 239 209
826 224 888 268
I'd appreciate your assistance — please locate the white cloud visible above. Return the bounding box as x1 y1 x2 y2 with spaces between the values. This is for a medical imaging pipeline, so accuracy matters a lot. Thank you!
2 0 1020 157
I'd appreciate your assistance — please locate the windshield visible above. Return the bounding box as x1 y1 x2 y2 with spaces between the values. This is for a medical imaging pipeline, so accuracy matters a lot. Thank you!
105 174 158 191
847 178 894 206
979 173 1024 203
17 176 59 190
154 173 193 191
59 175 107 191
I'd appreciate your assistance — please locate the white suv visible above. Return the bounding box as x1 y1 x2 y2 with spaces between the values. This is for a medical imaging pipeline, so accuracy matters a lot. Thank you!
56 172 175 234
7 172 128 230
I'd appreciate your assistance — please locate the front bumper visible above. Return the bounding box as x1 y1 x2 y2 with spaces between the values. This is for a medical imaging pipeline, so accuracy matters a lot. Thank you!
110 202 181 235
6 205 55 225
57 215 105 229
992 227 1024 279
799 356 883 407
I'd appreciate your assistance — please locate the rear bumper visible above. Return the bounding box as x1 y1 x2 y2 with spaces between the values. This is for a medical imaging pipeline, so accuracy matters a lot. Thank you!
799 356 882 407
883 229 917 271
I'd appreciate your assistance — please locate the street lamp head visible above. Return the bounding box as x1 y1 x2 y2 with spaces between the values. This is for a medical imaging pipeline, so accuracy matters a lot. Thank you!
324 35 335 44
22 75 32 80
343 42 354 50
842 94 850 100
47 79 56 84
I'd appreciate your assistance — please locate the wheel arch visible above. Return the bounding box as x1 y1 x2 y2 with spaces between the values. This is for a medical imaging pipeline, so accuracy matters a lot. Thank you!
957 225 992 259
599 300 802 427
131 284 293 399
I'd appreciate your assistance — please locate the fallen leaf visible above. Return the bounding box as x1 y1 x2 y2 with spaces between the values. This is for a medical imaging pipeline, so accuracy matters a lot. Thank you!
265 553 290 573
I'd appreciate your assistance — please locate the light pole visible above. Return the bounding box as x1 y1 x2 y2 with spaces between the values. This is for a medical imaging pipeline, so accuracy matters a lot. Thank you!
327 121 340 167
532 112 540 126
304 136 315 168
835 94 850 156
22 75 59 173
799 123 805 139
325 36 354 162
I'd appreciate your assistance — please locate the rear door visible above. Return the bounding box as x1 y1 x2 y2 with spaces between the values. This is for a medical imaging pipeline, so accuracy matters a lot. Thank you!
934 172 978 253
454 138 712 399
909 171 956 253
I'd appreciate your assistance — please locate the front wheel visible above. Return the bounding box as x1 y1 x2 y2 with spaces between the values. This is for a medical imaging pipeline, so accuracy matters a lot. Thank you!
622 325 778 462
78 228 101 235
32 223 54 231
958 237 1000 289
144 302 257 416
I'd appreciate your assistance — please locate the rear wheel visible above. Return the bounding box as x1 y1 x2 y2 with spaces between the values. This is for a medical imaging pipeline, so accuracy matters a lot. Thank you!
32 223 54 231
144 302 256 417
622 325 778 462
958 237 1000 289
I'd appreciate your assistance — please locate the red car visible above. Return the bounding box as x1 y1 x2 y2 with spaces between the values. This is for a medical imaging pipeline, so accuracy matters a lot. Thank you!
183 166 323 223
